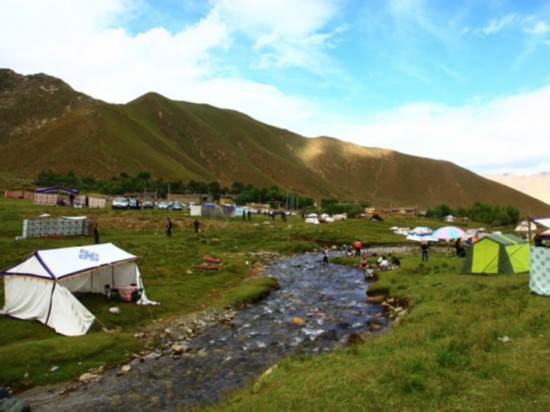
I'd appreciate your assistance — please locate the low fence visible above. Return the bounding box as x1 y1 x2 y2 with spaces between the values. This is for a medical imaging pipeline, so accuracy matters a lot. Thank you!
22 217 94 239
4 190 34 199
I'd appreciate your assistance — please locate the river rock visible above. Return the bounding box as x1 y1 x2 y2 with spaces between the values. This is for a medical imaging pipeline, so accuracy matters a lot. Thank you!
366 295 386 304
369 323 383 331
345 333 364 346
171 344 185 354
0 397 30 412
291 317 305 325
79 372 99 382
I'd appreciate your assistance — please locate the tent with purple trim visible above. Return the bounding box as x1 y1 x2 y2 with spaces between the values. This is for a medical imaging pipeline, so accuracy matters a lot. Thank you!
0 243 157 336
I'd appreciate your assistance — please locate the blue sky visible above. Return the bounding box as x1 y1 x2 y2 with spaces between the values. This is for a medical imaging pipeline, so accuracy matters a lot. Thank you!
2 0 550 175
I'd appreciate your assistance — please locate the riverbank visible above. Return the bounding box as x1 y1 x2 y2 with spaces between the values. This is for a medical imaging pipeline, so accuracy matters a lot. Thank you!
18 252 392 411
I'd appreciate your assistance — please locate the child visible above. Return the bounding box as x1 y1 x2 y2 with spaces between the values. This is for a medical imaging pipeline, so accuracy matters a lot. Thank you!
365 265 375 280
322 247 329 266
359 253 368 271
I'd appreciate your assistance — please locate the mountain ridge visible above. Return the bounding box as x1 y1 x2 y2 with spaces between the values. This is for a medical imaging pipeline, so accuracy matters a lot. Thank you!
1 68 549 216
484 173 550 206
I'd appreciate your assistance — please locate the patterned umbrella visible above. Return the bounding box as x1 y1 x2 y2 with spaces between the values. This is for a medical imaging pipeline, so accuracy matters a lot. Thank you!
432 226 466 240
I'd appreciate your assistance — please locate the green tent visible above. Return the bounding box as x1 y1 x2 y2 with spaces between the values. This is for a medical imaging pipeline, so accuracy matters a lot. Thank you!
463 233 529 275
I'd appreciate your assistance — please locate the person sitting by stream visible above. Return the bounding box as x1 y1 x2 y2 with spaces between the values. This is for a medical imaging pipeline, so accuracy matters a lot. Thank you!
358 253 368 272
377 256 390 270
365 264 375 280
390 254 401 269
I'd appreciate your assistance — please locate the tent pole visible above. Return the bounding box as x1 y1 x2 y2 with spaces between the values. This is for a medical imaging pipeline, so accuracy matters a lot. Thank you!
527 216 531 245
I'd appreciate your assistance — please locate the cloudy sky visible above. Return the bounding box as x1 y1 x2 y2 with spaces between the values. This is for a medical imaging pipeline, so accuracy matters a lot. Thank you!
2 0 550 175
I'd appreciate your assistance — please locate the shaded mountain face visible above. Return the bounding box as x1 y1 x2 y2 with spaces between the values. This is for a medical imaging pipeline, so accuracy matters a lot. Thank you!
1 69 549 215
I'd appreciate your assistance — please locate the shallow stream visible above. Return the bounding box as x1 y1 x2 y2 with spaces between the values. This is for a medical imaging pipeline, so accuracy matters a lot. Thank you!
23 252 388 411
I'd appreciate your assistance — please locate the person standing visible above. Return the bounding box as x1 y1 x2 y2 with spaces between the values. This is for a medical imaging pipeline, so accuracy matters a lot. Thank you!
421 241 429 261
93 223 100 244
322 247 329 266
354 239 362 257
193 219 200 235
166 217 172 237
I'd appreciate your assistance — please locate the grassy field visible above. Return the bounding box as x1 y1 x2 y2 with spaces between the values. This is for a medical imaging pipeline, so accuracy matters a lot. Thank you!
1 197 549 411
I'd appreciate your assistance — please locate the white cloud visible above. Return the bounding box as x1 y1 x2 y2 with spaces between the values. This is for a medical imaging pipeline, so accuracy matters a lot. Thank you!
319 85 550 175
524 19 550 35
482 13 517 35
211 0 342 69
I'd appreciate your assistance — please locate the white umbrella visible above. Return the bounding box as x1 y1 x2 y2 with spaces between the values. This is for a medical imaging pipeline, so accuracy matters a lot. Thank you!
406 233 438 242
410 226 433 235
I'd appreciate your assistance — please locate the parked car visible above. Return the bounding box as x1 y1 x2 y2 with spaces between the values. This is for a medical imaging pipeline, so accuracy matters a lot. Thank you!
128 198 140 209
142 200 154 209
305 213 320 224
157 201 170 210
172 202 183 211
112 197 129 209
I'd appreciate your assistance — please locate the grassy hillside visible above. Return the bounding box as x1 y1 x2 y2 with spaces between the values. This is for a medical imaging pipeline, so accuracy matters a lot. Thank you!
1 69 549 215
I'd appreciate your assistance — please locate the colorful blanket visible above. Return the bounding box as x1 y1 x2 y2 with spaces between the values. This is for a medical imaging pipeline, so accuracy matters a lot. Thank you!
529 246 550 296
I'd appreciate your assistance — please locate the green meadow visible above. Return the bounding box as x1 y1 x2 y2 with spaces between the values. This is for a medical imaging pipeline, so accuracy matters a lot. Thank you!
1 197 549 411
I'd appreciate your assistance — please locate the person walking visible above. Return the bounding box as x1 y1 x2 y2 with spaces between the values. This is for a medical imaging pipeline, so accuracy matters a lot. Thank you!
93 223 100 244
193 219 200 235
421 241 429 261
166 217 173 237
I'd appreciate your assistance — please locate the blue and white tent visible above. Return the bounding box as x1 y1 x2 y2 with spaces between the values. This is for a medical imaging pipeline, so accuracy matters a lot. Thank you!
1 243 156 336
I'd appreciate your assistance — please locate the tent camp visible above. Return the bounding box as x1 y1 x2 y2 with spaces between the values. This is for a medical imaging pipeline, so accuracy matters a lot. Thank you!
463 233 529 275
190 203 228 217
1 243 157 336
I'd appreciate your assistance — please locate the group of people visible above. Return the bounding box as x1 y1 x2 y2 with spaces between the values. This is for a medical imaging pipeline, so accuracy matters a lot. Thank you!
166 218 200 237
322 239 403 281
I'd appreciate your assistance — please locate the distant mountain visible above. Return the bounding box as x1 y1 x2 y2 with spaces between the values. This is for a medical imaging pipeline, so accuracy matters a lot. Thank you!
2 68 550 216
484 173 550 207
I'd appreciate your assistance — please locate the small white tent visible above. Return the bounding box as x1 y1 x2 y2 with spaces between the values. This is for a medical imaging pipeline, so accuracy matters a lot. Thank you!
1 243 156 336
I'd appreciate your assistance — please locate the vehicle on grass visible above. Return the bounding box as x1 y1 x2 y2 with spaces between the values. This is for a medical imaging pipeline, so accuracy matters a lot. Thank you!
143 200 154 209
128 198 141 209
305 213 320 224
157 201 170 210
112 197 129 209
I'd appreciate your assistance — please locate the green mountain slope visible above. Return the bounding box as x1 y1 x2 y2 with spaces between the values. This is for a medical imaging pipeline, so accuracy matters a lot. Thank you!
1 69 549 215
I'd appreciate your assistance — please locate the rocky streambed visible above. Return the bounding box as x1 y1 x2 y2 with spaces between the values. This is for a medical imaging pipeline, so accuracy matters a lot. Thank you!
20 251 405 411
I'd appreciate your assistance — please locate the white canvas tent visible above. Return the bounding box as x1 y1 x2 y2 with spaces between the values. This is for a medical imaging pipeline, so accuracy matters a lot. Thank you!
1 243 157 336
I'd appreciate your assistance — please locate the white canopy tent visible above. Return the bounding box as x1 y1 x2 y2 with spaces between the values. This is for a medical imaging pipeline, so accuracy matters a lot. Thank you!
1 243 157 336
534 218 550 229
